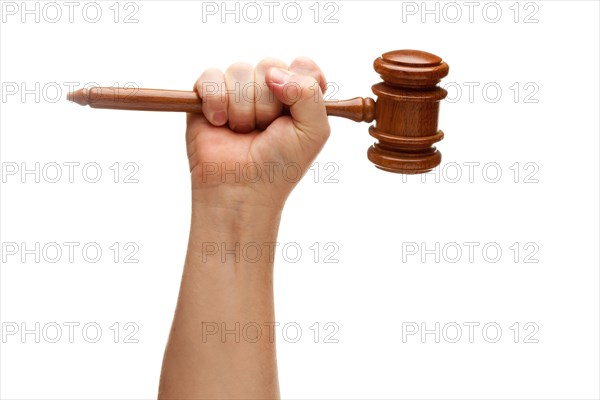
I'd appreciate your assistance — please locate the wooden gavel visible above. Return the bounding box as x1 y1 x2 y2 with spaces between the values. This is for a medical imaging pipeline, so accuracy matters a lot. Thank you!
68 50 449 174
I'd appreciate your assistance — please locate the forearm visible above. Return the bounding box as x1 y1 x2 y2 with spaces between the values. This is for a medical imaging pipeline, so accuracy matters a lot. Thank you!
158 200 282 399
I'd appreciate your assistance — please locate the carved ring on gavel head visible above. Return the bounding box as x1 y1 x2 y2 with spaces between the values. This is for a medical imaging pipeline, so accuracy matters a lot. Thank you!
67 49 449 174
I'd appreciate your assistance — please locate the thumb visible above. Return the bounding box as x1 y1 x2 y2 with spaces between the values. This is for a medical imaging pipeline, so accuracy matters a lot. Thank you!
266 67 330 146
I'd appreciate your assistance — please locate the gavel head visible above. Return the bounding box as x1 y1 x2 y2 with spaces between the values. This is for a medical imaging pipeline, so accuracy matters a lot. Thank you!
368 50 449 174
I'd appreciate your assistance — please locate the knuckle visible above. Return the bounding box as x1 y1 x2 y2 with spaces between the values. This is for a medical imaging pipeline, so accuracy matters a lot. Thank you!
257 57 286 71
198 68 222 85
291 56 317 68
203 67 222 77
196 68 224 95
226 62 253 75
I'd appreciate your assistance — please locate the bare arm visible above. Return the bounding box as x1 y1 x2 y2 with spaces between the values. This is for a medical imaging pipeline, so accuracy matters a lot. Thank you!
158 57 330 399
158 205 282 399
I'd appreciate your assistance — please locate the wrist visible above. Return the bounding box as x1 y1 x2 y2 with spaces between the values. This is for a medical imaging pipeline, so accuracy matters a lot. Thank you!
190 196 283 229
186 197 283 269
191 185 288 214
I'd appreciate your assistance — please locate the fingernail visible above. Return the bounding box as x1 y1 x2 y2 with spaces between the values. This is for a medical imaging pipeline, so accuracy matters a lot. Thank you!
268 68 292 86
213 111 226 125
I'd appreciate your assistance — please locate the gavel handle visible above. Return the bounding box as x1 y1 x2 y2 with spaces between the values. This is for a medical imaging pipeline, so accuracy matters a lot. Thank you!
67 87 376 123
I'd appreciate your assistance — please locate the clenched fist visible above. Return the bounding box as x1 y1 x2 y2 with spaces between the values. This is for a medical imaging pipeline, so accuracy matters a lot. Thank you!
186 57 331 210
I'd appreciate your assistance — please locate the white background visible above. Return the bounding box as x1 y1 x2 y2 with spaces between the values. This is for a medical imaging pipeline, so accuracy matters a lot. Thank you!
1 1 599 399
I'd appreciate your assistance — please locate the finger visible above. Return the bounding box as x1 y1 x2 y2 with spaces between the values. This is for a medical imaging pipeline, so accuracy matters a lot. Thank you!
195 68 227 126
289 56 327 94
255 58 287 130
224 62 255 133
265 68 330 146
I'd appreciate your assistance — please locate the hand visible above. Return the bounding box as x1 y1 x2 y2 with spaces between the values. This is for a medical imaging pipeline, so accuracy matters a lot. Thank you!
185 57 331 211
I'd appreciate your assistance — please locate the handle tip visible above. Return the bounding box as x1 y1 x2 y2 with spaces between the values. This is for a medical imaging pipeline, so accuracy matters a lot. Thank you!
66 89 87 106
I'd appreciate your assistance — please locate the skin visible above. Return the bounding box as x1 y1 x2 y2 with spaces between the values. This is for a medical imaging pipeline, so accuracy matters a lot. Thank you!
158 57 331 399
